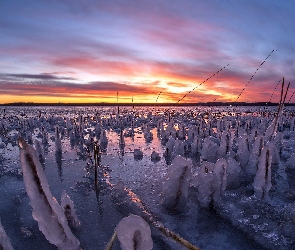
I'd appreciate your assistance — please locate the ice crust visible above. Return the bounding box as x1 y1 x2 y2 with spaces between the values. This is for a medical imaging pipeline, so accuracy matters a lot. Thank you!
2 105 295 249
0 219 14 250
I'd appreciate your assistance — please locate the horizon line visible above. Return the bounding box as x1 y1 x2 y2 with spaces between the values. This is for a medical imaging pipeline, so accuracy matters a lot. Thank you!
1 101 294 107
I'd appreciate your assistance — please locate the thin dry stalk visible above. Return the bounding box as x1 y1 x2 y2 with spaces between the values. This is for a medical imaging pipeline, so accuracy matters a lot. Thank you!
105 230 117 250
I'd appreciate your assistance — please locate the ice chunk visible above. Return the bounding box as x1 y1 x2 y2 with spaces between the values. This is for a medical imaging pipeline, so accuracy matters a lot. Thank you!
217 130 236 160
226 157 241 189
0 219 14 250
214 158 227 202
177 124 186 140
171 138 186 158
200 137 218 163
246 135 264 175
143 124 153 142
163 136 175 158
236 136 250 169
253 145 272 201
197 161 217 208
18 137 80 250
116 214 153 250
266 140 280 166
61 190 80 228
162 156 192 211
34 140 44 164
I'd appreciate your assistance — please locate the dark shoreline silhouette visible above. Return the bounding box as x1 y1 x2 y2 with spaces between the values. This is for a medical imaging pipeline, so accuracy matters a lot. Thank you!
1 102 294 107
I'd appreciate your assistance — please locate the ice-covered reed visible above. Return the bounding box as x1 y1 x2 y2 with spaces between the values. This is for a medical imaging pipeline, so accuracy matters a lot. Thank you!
162 156 192 211
55 126 62 154
34 139 44 164
116 214 153 250
253 145 272 201
18 137 80 250
110 181 199 249
61 190 80 229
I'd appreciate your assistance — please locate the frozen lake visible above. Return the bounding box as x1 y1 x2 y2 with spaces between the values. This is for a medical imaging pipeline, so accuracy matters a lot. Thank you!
1 105 295 249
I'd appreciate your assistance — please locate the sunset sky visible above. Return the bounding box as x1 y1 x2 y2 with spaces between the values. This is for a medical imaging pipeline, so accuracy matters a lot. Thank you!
0 0 294 104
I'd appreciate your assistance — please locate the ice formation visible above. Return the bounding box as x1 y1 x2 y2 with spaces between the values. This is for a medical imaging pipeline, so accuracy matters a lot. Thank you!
55 126 62 154
61 190 80 228
111 181 199 249
2 103 295 249
246 135 264 175
200 137 219 163
34 139 44 164
116 214 153 250
253 145 272 201
162 156 192 211
18 137 80 250
196 161 217 208
213 158 227 202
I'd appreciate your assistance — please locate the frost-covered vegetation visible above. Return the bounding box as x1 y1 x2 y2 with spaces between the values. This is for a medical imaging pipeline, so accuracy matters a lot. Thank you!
1 105 295 249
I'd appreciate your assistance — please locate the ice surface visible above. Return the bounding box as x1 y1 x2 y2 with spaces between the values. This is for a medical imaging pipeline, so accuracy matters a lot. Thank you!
2 105 295 249
0 219 14 250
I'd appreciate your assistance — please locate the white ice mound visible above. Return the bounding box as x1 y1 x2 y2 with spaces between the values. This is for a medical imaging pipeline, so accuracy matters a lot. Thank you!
116 214 153 250
253 145 272 201
0 219 14 250
162 156 192 211
163 136 175 158
236 136 250 169
226 157 241 189
34 140 44 163
18 137 80 250
246 135 264 175
171 138 185 158
61 190 80 228
201 137 218 163
214 158 227 202
197 161 217 208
